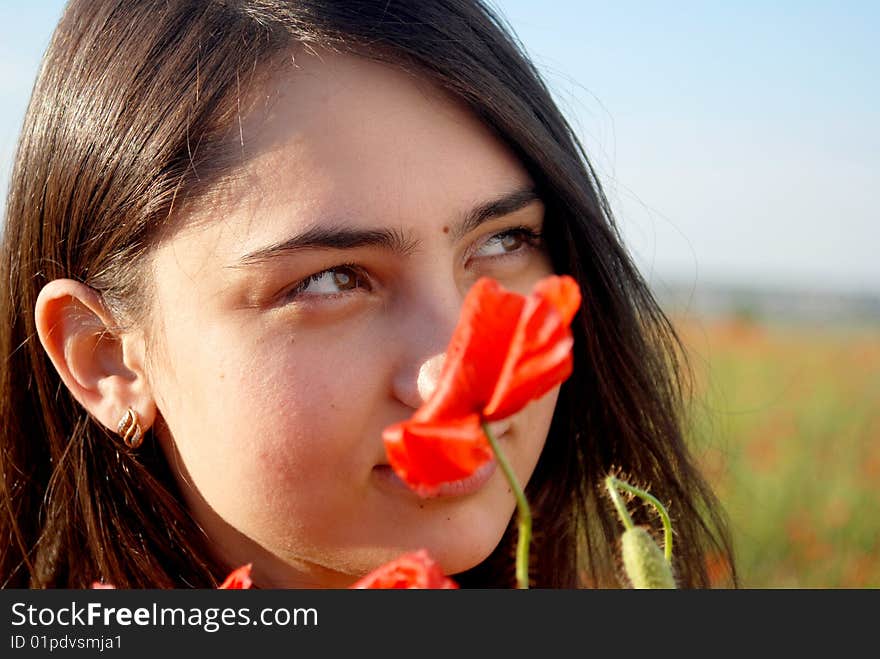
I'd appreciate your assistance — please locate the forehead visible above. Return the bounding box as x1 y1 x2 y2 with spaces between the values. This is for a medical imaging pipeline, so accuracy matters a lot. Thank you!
178 49 532 253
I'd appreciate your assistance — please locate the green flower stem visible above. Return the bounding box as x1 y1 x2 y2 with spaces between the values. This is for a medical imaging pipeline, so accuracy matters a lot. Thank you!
605 475 673 562
482 422 531 589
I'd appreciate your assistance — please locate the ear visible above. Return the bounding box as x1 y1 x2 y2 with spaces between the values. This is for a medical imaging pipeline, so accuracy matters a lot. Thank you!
34 278 157 436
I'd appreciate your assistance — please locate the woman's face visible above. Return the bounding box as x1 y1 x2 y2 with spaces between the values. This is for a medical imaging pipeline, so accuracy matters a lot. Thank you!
146 50 558 587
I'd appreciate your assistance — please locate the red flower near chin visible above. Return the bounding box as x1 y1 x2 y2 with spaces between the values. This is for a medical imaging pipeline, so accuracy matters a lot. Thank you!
382 275 581 494
218 563 253 589
350 550 458 589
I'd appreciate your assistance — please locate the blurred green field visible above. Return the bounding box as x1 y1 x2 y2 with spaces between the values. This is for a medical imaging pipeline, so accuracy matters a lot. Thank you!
676 316 880 588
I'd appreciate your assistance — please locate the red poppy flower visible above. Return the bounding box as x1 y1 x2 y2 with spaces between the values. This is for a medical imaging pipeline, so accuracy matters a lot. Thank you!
382 275 581 494
413 275 579 421
218 563 253 589
350 550 458 589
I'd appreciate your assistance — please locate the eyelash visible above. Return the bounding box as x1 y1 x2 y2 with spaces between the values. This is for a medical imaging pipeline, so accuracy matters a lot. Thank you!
472 226 543 261
282 262 370 303
281 226 544 304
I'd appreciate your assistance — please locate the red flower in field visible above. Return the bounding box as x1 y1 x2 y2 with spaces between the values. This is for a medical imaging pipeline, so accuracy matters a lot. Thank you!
350 550 458 589
218 563 253 589
382 275 581 494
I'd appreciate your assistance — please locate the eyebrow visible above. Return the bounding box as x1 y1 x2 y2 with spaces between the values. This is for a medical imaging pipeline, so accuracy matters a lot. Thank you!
232 186 541 267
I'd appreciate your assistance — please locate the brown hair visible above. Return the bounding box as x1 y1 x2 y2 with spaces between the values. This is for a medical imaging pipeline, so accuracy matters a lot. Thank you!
1 0 735 588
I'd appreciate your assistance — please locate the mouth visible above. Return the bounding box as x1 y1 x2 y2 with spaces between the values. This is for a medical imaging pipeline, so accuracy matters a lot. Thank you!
372 425 511 499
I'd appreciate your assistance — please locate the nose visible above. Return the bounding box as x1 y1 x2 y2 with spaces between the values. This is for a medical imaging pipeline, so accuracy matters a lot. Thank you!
390 286 461 410
416 353 445 403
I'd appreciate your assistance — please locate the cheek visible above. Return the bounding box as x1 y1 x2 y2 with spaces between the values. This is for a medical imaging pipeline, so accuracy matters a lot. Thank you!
514 386 560 481
152 322 386 531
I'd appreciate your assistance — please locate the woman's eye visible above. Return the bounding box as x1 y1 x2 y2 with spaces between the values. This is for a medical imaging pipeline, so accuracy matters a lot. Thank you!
473 228 542 259
284 265 370 302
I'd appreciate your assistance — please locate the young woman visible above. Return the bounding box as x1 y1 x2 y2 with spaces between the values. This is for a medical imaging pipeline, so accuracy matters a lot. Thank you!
0 0 735 588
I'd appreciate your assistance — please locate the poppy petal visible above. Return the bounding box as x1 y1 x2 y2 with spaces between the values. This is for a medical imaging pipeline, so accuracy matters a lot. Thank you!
532 274 581 325
350 549 459 589
218 563 253 589
416 278 524 421
483 279 579 420
382 414 492 496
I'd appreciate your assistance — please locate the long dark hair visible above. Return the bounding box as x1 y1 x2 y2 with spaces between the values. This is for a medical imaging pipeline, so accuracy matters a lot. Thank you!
1 0 735 588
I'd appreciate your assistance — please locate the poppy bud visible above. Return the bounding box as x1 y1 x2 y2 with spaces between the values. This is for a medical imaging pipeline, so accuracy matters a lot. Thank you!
621 526 677 589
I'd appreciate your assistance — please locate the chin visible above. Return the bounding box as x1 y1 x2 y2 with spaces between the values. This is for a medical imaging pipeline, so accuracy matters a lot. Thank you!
413 491 517 576
433 544 499 577
418 519 510 577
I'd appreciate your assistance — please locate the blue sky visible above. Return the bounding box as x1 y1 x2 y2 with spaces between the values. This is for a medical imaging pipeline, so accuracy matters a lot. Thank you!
2 1 877 293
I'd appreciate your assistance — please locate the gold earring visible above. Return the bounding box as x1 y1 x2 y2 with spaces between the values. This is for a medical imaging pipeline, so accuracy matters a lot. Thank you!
116 408 144 449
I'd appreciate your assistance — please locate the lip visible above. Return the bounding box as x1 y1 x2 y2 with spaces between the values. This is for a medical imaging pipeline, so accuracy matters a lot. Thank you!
372 459 498 499
373 429 510 499
429 459 498 498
